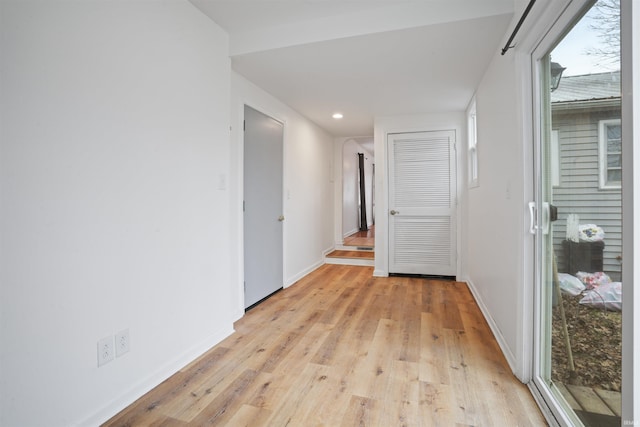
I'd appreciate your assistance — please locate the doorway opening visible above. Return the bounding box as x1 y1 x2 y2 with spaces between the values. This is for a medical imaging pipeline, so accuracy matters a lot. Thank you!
341 137 374 249
326 137 375 265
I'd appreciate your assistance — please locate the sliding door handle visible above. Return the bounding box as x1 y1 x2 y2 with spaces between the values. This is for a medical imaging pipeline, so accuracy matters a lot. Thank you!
528 202 552 235
528 202 536 234
390 210 399 215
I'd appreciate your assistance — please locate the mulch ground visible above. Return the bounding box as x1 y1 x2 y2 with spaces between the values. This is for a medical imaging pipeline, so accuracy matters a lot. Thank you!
551 292 622 391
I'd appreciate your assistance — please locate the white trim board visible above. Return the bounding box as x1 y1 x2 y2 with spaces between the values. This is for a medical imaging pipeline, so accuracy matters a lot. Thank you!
325 258 374 267
285 259 325 288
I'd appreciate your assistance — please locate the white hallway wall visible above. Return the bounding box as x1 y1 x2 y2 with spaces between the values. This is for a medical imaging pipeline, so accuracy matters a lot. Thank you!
463 45 527 377
229 71 334 314
0 2 235 426
462 0 547 383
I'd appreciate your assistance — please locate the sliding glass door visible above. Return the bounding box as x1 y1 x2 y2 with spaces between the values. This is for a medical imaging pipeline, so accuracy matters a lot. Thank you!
532 1 622 425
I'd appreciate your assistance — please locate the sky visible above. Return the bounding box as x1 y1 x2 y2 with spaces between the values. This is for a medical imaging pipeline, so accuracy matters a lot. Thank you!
550 2 620 76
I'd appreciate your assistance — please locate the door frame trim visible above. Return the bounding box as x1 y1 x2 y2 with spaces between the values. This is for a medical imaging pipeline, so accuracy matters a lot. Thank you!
525 1 616 426
507 0 579 390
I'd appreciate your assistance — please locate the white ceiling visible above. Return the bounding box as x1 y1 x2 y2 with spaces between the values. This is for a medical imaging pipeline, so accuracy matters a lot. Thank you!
189 1 515 137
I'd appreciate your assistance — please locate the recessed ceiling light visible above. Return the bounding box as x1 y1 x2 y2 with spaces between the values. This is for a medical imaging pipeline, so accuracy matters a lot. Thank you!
332 113 343 119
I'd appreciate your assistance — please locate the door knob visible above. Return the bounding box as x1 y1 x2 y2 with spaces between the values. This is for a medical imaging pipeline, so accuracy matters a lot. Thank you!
390 210 399 215
278 215 285 222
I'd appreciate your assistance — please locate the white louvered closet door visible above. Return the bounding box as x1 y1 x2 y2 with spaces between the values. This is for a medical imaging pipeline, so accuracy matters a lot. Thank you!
388 131 456 276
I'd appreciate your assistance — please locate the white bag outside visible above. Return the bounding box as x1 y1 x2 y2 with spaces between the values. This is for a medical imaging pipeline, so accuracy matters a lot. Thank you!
557 273 586 296
579 282 622 311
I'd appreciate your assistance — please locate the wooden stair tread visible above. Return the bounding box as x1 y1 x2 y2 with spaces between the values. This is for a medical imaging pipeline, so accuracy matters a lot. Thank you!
326 250 374 260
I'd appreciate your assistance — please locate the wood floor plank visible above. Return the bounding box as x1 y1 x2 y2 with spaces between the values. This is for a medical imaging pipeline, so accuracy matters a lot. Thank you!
223 404 271 426
102 265 547 427
443 328 494 426
147 417 188 426
457 301 511 381
312 287 374 365
440 285 465 331
247 309 325 374
317 305 379 371
156 343 265 420
419 312 451 385
248 323 333 411
351 318 396 400
186 369 261 425
343 280 383 343
419 381 456 427
103 346 231 426
381 359 420 426
405 278 424 362
422 280 436 314
261 363 329 426
340 395 378 427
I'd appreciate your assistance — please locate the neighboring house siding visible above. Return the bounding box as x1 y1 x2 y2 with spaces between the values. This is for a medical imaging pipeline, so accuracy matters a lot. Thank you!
551 105 622 281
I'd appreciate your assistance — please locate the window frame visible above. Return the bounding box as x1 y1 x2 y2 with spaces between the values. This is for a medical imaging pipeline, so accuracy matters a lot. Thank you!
598 118 622 190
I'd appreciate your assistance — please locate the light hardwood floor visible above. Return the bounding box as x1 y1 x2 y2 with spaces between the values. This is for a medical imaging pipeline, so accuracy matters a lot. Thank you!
103 264 547 426
343 226 375 248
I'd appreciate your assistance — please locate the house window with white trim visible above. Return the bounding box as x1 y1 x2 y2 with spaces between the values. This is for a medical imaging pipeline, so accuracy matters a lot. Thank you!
599 119 622 189
468 99 478 188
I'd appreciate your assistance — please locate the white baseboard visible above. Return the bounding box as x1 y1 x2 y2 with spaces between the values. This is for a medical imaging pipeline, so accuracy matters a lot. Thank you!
285 259 324 287
232 308 245 323
464 278 518 376
79 325 234 427
373 269 388 277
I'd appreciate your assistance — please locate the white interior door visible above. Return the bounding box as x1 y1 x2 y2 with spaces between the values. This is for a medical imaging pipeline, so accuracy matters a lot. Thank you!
244 105 284 309
388 131 457 276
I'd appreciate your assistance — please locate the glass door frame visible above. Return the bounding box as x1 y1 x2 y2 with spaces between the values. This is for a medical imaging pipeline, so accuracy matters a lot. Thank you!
529 1 598 425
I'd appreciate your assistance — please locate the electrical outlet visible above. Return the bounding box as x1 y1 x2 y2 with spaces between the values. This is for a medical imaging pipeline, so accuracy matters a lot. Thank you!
97 336 115 367
115 329 130 357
